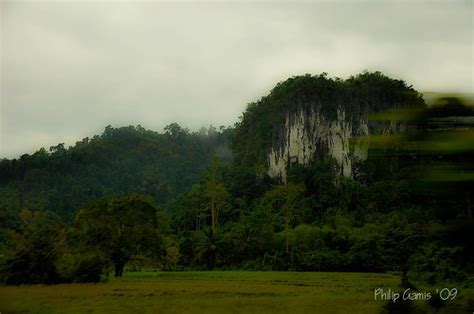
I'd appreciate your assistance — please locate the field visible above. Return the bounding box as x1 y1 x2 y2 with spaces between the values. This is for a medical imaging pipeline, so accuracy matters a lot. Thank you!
0 271 470 313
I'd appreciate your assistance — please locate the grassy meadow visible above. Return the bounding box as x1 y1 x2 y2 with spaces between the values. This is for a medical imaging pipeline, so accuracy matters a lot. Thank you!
1 271 470 313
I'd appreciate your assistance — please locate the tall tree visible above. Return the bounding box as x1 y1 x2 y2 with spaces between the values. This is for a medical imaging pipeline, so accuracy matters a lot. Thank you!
74 194 158 277
205 156 228 239
264 183 305 254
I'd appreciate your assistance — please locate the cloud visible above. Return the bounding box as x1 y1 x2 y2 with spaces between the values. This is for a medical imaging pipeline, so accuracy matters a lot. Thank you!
1 1 472 158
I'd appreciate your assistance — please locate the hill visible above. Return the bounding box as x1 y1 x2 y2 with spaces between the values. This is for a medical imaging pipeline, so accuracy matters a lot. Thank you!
232 71 425 181
0 124 231 223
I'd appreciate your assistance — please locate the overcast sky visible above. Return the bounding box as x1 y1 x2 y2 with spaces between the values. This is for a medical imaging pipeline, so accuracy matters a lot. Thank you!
1 1 473 159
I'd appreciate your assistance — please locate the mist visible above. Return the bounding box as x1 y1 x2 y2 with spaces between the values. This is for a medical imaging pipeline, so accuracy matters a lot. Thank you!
1 1 472 158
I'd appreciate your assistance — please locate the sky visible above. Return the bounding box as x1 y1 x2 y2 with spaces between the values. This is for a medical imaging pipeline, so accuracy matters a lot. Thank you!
1 1 473 159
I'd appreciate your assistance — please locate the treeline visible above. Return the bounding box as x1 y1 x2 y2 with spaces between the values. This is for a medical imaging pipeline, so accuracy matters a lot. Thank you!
2 150 471 284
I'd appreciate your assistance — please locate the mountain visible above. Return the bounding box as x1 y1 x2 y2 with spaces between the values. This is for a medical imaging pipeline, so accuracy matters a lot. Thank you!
232 72 425 181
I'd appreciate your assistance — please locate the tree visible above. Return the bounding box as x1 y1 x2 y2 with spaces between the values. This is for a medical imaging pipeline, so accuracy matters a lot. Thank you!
205 156 228 239
74 194 158 277
164 123 189 140
179 184 207 232
199 156 229 269
264 183 305 254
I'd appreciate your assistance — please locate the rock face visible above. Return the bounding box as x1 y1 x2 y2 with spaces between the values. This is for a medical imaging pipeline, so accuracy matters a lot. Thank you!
232 73 425 183
266 105 399 182
268 107 350 181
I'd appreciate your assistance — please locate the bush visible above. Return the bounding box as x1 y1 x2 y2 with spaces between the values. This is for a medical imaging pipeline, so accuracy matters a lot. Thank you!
56 251 109 283
71 253 109 282
1 210 63 285
411 244 467 283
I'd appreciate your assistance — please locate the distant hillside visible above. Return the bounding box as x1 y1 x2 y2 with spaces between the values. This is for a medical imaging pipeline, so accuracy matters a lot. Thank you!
0 124 232 223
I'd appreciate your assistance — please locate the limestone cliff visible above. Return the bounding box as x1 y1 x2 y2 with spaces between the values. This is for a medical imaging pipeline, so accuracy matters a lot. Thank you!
268 106 355 181
232 72 425 182
266 105 401 181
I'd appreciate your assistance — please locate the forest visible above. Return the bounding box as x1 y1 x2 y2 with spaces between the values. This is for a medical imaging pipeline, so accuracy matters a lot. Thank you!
0 72 472 291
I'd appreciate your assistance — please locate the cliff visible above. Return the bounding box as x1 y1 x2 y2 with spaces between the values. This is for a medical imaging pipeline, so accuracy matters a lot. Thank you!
232 72 425 182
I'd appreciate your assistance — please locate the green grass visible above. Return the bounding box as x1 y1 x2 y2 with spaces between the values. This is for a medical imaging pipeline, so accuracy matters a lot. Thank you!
0 271 470 313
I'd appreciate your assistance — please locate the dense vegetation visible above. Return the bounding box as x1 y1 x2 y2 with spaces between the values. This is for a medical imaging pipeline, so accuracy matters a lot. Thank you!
0 123 231 222
231 72 425 173
0 73 472 292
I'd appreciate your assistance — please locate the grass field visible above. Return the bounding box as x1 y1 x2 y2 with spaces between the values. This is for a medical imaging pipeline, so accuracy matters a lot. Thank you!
0 271 471 313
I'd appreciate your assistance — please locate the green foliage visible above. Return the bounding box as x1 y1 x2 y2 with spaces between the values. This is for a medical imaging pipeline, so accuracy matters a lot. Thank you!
56 250 109 283
73 194 159 277
0 124 230 223
411 243 468 284
163 246 180 271
232 71 424 174
1 210 64 284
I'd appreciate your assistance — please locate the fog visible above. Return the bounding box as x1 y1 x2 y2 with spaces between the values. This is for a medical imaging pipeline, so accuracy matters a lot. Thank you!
1 1 472 158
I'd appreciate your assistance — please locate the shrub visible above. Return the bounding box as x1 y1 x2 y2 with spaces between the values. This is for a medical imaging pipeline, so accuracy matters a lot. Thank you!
57 251 108 283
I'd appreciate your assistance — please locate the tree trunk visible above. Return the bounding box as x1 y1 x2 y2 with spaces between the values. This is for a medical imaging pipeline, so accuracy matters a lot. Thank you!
195 207 198 231
209 158 218 238
285 203 289 254
211 202 216 236
113 256 127 277
467 191 472 219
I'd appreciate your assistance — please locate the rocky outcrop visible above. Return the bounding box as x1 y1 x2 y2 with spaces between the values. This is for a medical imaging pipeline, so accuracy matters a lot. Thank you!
267 104 400 182
232 73 425 182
